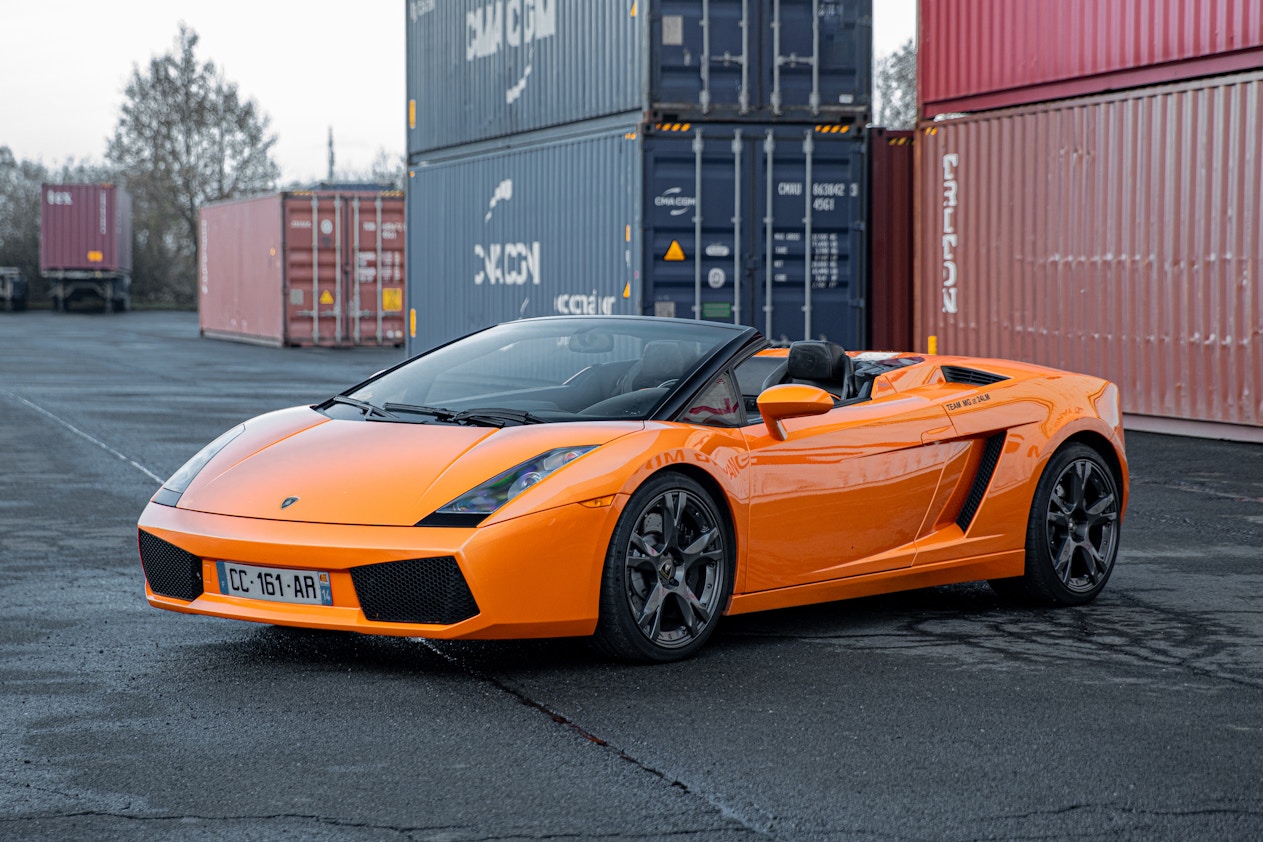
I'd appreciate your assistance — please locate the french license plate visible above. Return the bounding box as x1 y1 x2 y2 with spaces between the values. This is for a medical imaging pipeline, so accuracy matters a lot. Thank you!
216 561 333 606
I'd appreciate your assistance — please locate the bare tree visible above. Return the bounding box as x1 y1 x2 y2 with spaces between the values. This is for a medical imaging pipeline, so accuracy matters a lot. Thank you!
108 24 279 305
875 38 917 129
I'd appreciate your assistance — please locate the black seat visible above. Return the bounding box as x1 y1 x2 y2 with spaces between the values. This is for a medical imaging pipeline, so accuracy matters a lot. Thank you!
620 340 691 391
787 341 855 398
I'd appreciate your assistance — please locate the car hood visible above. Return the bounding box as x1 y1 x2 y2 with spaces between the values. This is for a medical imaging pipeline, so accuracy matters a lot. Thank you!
175 407 637 526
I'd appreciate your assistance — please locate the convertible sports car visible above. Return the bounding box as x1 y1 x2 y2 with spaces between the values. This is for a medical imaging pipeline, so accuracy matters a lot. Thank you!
138 316 1127 662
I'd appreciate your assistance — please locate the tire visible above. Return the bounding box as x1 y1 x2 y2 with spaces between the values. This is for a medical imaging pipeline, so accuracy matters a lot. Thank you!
592 473 733 662
991 443 1121 604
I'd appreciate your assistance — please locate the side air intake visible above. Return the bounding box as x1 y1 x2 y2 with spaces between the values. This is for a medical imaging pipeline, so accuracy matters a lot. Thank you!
957 434 1006 532
942 366 1009 386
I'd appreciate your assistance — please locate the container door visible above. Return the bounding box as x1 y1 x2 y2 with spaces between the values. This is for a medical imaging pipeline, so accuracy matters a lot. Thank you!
757 0 872 120
642 125 750 325
752 127 866 347
345 194 407 347
651 0 754 117
283 195 343 346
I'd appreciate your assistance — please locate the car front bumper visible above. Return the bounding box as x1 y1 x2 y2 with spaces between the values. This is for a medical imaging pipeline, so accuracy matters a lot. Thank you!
137 498 624 639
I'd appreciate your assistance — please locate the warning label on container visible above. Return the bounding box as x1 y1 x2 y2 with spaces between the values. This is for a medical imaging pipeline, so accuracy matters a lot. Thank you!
319 290 334 305
664 240 686 262
382 288 403 312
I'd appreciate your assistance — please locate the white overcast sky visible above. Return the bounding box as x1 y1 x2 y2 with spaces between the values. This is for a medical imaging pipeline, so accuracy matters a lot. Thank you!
0 1 915 185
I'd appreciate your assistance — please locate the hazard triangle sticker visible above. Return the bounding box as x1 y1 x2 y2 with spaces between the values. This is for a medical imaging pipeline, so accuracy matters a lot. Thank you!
663 240 686 262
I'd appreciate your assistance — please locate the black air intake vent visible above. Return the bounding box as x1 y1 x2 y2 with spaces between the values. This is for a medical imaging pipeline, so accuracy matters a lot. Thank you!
942 366 1009 386
350 557 479 625
957 433 1006 532
138 530 204 601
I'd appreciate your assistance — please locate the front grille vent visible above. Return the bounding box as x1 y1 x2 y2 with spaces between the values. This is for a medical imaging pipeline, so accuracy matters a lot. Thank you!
138 530 204 601
942 365 1009 386
957 433 1007 532
350 557 479 625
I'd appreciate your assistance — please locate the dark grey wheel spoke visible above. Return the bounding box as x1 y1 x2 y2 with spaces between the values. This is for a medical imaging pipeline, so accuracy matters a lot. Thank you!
636 583 667 637
1052 538 1075 580
660 491 684 549
680 527 720 564
629 532 659 558
1087 493 1117 523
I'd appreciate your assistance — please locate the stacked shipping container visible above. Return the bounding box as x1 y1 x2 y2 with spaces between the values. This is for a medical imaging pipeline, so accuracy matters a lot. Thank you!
917 0 1263 439
406 0 873 353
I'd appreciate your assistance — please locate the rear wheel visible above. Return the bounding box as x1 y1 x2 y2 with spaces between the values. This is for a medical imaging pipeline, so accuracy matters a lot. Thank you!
991 443 1121 604
592 473 733 662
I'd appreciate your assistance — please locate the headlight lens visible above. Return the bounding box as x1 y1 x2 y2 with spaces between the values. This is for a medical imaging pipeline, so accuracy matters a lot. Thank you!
436 446 598 515
161 424 246 496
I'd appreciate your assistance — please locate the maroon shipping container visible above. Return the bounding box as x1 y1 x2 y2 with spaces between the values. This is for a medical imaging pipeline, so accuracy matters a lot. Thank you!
199 191 407 348
915 70 1263 440
919 0 1263 117
40 183 133 273
867 128 915 351
40 183 134 311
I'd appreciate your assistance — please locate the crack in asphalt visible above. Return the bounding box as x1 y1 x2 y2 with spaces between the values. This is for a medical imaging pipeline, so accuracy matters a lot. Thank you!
414 640 771 838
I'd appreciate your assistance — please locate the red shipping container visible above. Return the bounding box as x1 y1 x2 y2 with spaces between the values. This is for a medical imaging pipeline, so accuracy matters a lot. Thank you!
915 70 1263 440
919 0 1263 117
867 128 915 351
40 183 133 274
199 191 407 348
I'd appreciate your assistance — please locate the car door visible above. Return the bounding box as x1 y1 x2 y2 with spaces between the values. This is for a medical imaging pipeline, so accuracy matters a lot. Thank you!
739 393 956 592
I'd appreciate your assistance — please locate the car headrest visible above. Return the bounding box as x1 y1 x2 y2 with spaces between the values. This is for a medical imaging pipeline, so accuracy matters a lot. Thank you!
640 340 688 381
787 341 853 391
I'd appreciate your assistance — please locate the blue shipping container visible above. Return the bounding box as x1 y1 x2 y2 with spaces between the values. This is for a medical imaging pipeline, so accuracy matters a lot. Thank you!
406 0 872 155
405 120 866 353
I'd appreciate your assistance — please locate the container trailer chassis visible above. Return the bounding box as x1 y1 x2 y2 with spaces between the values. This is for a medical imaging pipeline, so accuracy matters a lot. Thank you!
45 270 131 312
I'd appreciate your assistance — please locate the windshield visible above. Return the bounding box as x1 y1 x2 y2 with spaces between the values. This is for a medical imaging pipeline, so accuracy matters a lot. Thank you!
335 318 745 425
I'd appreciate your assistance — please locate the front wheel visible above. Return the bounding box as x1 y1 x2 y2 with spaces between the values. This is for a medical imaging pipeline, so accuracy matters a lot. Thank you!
991 443 1121 604
592 473 733 663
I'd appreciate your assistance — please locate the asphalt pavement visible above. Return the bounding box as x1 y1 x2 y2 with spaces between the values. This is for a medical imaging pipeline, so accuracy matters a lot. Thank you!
2 311 1261 841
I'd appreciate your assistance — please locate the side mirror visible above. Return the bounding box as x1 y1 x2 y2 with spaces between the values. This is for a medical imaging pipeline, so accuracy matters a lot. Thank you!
757 384 835 441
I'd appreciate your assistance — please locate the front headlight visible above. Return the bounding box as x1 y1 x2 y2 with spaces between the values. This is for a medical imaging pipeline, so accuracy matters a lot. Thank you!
152 424 246 506
435 446 598 516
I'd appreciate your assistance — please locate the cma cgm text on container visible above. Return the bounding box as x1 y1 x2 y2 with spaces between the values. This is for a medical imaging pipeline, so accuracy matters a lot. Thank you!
406 0 871 154
405 119 866 354
920 0 1263 117
916 70 1263 436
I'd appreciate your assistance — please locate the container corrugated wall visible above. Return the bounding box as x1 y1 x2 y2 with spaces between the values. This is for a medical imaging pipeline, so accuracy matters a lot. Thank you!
200 191 407 348
406 0 872 154
407 127 640 351
867 128 913 351
39 183 133 274
406 120 866 354
916 70 1263 431
920 0 1263 117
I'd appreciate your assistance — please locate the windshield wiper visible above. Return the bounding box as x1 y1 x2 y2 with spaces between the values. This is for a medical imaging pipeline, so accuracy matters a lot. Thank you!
326 395 399 420
382 402 458 422
448 408 545 428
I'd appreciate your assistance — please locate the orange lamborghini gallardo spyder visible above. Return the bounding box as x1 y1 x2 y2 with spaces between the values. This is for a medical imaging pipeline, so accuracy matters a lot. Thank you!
138 316 1127 662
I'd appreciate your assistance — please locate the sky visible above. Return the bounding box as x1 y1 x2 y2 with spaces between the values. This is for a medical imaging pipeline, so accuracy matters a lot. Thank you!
0 1 915 185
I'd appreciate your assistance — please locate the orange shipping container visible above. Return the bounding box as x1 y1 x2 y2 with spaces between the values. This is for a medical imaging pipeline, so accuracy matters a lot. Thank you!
916 70 1263 440
199 191 406 348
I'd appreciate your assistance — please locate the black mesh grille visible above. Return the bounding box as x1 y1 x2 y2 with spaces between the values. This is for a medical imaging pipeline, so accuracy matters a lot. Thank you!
957 433 1007 531
942 365 1009 386
138 530 204 601
350 557 479 625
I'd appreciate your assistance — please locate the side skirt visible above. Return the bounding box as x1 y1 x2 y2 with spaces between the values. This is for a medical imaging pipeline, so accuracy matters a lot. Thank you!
725 550 1025 616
